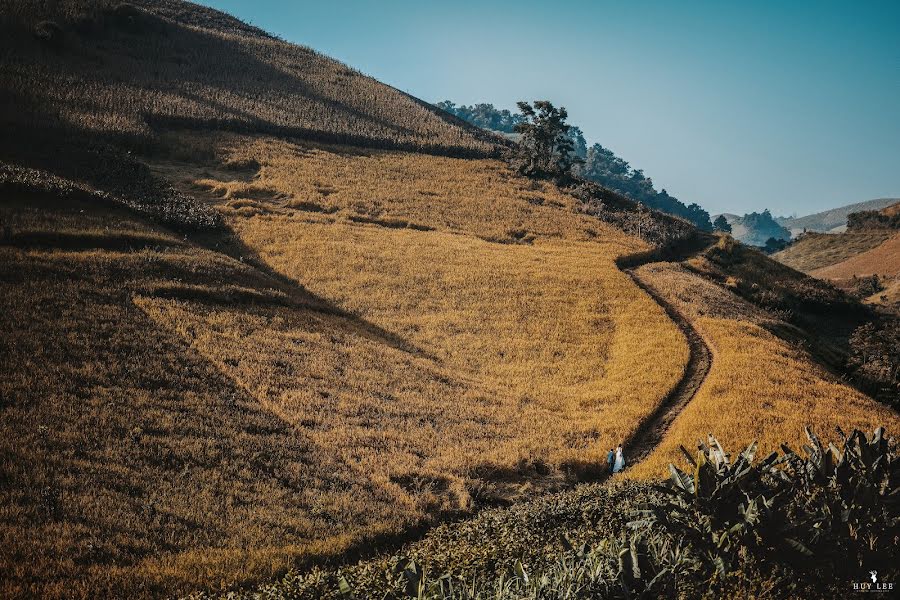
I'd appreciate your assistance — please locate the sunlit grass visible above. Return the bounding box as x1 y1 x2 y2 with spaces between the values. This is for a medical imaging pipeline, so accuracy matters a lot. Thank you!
626 263 900 479
0 144 689 598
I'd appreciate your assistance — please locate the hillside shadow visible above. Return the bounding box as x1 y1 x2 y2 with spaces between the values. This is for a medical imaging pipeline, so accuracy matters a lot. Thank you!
188 221 441 362
50 8 482 155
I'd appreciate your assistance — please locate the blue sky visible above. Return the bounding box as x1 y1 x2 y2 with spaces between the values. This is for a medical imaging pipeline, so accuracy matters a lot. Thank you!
199 0 899 216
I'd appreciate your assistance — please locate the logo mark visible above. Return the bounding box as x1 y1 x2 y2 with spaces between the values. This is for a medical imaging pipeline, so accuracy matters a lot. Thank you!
853 569 893 593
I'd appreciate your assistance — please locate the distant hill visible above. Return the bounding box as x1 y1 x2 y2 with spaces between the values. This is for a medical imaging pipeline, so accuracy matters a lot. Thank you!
777 198 899 236
714 210 791 246
775 200 900 276
436 101 713 230
811 234 900 280
774 230 895 273
847 200 900 231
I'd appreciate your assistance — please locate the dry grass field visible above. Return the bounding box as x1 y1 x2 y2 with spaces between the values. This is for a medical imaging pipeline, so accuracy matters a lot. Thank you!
4 3 898 598
773 230 894 273
1 0 498 155
158 136 690 465
625 262 900 478
0 138 689 598
811 233 900 279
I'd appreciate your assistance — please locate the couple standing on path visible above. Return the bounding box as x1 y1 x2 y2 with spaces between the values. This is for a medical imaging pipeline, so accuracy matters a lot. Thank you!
607 444 625 474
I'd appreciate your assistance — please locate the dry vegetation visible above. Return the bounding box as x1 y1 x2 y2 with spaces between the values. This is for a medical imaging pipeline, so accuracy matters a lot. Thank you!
165 137 690 466
0 0 499 156
0 138 690 598
3 3 897 598
811 234 900 279
773 230 894 273
625 262 900 478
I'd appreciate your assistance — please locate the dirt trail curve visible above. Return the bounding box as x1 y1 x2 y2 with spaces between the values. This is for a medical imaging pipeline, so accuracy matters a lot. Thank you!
615 235 715 465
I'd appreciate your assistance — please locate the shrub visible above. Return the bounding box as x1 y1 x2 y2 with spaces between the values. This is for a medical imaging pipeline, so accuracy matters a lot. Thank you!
320 428 896 599
849 319 900 404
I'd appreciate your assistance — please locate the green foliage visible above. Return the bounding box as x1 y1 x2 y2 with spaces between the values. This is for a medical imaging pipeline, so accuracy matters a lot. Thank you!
435 99 712 230
762 236 790 254
436 101 525 134
736 209 791 247
577 144 713 231
309 427 897 599
513 100 583 178
712 215 732 233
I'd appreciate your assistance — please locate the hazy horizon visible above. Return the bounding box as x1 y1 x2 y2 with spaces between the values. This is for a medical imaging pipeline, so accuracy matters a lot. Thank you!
198 0 899 217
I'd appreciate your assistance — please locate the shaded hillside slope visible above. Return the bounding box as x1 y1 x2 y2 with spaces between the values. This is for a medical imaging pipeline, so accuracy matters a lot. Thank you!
0 0 500 156
777 197 899 235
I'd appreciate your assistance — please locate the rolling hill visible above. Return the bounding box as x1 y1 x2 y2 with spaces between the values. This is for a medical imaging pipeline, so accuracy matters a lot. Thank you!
1 1 897 598
775 201 900 310
777 197 899 236
773 230 895 273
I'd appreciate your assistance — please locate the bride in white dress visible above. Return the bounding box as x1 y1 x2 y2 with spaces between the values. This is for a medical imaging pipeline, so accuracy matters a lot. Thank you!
613 444 625 473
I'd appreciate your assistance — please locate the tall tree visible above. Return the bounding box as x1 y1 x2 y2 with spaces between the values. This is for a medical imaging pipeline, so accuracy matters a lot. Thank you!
713 215 732 233
514 100 582 177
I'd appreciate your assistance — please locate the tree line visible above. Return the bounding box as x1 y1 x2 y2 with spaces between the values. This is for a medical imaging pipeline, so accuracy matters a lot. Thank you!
437 100 713 230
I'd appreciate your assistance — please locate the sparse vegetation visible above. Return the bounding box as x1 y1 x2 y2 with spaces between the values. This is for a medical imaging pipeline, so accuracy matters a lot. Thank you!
774 230 894 273
811 234 900 280
220 427 898 599
437 99 714 229
0 136 693 598
847 204 900 231
3 2 898 599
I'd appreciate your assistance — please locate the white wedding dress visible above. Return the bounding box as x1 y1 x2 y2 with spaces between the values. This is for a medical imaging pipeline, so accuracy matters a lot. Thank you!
613 449 625 473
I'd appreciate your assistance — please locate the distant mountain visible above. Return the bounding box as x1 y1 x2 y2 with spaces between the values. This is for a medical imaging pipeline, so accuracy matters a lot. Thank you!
714 210 791 247
436 100 713 230
777 198 899 236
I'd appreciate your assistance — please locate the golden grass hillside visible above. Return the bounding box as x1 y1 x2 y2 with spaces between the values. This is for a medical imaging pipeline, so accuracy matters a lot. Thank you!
155 136 690 469
773 230 894 273
0 142 689 598
811 233 900 279
1 0 497 155
625 262 900 479
0 191 492 598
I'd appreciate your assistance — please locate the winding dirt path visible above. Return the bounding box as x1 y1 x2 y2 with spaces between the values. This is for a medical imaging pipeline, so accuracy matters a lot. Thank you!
614 236 715 466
